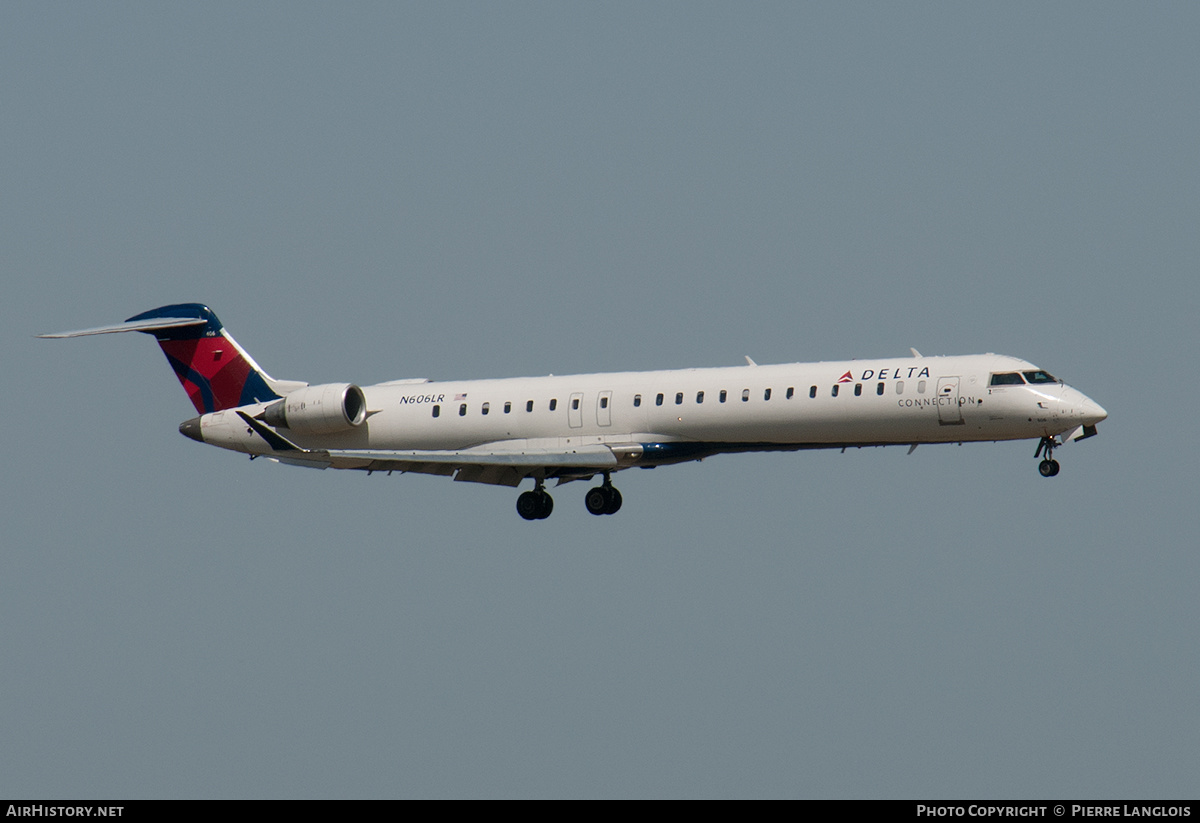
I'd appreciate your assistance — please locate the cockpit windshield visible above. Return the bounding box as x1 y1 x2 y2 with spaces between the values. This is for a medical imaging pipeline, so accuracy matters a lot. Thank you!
1022 370 1058 384
989 372 1025 386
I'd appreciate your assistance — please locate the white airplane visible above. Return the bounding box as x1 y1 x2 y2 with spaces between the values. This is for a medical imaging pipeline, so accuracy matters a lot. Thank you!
42 304 1107 520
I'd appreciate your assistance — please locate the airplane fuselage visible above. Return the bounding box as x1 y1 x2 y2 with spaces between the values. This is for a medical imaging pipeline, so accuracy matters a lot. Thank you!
42 305 1107 519
197 353 1103 465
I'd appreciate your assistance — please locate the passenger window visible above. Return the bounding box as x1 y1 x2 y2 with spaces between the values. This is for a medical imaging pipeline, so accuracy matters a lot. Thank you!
764 388 772 401
719 390 727 403
656 393 664 406
989 372 1025 386
896 381 904 395
741 389 750 402
675 392 683 405
459 404 467 416
831 385 839 397
482 402 490 415
696 391 704 404
432 405 440 418
809 386 817 399
876 383 884 395
917 380 926 394
600 396 608 409
572 398 580 410
549 398 557 411
526 400 534 412
854 383 862 396
786 387 794 399
504 401 511 414
633 394 641 407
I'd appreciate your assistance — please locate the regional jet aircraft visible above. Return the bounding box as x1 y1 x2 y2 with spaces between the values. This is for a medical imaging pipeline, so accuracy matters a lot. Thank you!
42 304 1107 520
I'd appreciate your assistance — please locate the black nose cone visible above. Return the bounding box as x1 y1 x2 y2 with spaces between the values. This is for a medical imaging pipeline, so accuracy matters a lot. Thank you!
179 417 204 443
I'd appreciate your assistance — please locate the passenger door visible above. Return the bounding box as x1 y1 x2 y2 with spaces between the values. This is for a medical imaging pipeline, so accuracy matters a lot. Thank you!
937 376 964 425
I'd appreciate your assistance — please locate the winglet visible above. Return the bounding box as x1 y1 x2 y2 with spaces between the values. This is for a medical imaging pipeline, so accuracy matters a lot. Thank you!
744 356 757 367
910 348 922 358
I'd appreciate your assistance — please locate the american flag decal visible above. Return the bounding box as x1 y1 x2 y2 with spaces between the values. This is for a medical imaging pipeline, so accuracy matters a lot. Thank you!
454 392 467 401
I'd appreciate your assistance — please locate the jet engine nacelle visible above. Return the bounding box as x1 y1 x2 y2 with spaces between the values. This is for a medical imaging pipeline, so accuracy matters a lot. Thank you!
262 383 367 435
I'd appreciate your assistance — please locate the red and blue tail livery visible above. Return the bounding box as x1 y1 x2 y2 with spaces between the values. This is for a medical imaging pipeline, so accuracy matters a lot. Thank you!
41 303 284 414
41 303 1107 520
124 304 283 413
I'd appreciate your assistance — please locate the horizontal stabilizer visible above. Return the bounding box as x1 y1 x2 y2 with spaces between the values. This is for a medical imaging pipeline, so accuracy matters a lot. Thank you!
38 317 207 338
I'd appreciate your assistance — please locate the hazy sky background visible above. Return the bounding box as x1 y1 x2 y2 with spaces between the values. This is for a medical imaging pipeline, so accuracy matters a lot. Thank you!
3 3 1197 798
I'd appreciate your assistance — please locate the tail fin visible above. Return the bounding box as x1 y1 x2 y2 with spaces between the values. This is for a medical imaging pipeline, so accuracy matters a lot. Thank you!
41 303 299 414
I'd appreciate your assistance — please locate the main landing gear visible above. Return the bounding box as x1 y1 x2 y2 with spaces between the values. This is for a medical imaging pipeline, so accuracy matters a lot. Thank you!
516 483 554 521
515 475 624 520
1035 436 1061 477
584 474 622 516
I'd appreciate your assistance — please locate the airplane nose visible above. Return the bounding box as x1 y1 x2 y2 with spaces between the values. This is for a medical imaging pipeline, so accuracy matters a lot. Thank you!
1080 396 1107 427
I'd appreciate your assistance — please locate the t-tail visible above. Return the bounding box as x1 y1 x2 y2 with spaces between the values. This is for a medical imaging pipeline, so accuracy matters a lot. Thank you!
39 303 301 413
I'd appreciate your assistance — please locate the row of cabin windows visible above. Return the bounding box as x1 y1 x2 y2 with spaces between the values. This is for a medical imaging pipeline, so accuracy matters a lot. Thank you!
632 380 928 406
431 396 608 417
431 398 556 418
831 380 928 397
636 387 784 406
429 380 930 418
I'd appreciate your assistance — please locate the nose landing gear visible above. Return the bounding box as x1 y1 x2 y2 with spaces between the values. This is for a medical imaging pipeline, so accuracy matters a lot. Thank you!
1038 459 1060 477
1035 436 1061 477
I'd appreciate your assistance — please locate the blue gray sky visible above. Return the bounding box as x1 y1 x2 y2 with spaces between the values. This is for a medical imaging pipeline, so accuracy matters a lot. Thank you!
3 2 1197 798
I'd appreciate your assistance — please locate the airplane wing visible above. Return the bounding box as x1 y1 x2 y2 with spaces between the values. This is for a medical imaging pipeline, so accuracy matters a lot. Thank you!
328 446 622 487
237 411 631 486
332 446 619 468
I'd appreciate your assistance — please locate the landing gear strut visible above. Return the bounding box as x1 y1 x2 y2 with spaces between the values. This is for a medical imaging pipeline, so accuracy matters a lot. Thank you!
585 473 623 516
1035 436 1061 477
516 482 554 520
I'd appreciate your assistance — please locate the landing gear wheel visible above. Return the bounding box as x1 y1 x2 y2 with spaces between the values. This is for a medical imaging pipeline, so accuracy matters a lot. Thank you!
517 491 542 520
517 489 554 520
585 487 609 516
604 487 622 514
585 481 623 516
1035 437 1061 477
